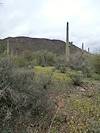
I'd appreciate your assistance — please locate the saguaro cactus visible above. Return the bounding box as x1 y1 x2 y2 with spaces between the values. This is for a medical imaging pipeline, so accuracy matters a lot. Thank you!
66 22 70 64
82 42 84 54
88 48 90 53
7 39 10 55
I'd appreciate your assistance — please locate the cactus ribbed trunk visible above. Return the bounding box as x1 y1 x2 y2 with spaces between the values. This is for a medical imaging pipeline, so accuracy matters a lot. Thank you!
88 48 90 53
66 22 70 64
82 42 84 54
7 39 10 55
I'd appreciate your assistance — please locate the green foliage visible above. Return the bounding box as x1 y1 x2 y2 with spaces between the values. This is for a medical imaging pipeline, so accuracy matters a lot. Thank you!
69 54 93 78
0 51 100 132
68 94 100 132
32 51 57 67
34 66 55 74
0 57 54 132
13 50 57 68
50 85 100 133
34 66 72 89
55 64 66 73
90 54 100 74
0 43 6 54
33 68 72 95
0 57 14 89
92 73 100 80
68 70 83 86
14 56 29 67
52 72 71 82
82 56 93 77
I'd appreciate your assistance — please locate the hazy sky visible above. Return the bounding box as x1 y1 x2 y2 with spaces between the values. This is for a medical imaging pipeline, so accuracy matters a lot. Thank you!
0 0 100 52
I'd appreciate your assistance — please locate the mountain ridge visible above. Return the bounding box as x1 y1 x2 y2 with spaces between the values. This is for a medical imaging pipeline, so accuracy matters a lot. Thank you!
0 36 87 55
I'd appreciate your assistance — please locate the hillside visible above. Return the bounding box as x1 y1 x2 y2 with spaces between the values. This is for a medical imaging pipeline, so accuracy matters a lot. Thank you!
0 36 85 55
0 37 100 133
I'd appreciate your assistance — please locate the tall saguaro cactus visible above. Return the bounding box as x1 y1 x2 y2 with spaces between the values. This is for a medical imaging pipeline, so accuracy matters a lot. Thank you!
88 48 90 53
7 39 10 55
66 22 70 64
82 42 84 54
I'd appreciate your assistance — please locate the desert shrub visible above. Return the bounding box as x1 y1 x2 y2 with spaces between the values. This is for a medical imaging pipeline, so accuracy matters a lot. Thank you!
33 72 53 90
55 64 66 73
0 57 54 132
81 55 93 77
69 71 83 86
14 56 30 67
80 54 100 78
34 66 72 90
0 43 6 54
55 55 67 73
90 54 100 74
11 69 53 118
14 51 57 68
23 50 33 61
92 73 100 80
32 50 57 66
10 68 34 91
34 67 73 96
70 53 93 78
0 57 14 89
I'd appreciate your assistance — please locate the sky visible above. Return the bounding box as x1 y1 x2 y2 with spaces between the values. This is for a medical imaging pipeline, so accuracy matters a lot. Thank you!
0 0 100 52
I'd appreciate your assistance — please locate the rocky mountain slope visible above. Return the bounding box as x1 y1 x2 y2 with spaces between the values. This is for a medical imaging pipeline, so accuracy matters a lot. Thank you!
0 36 86 55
